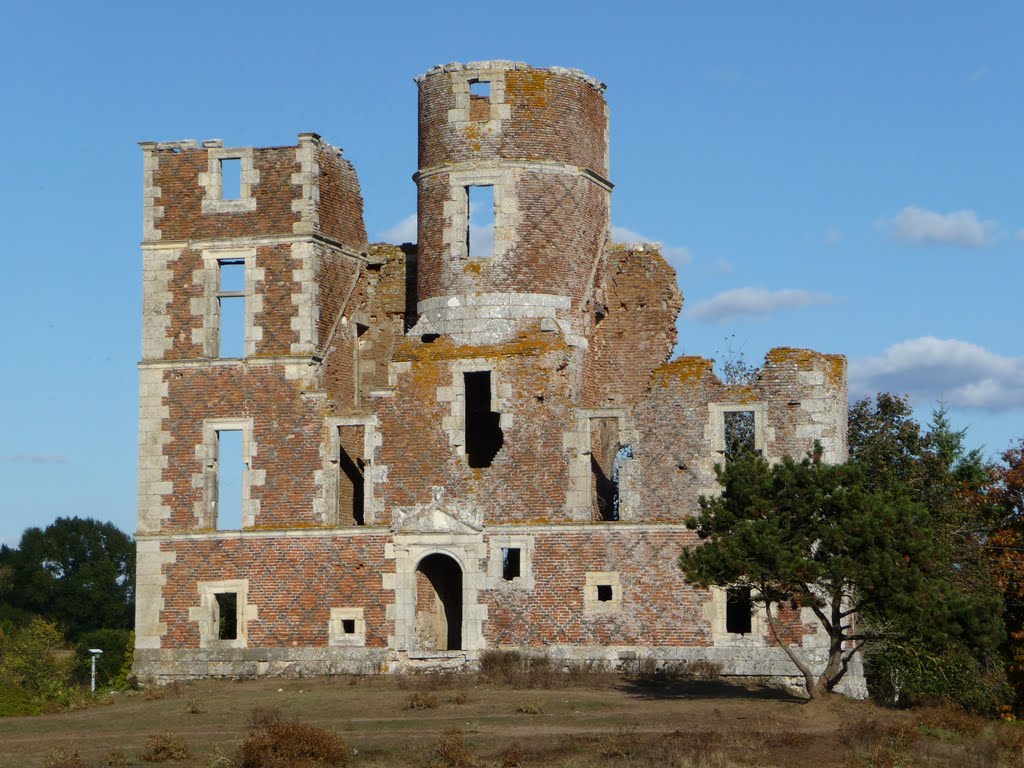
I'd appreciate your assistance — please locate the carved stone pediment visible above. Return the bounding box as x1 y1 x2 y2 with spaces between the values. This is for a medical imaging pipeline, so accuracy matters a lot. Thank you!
391 486 483 534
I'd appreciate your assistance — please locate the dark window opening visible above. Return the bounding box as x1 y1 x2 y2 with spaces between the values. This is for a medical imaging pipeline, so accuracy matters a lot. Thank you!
216 592 238 640
217 259 245 358
341 619 356 635
502 547 521 581
338 425 365 526
464 371 503 468
216 429 244 530
724 410 757 461
221 158 241 200
591 419 628 521
726 587 752 635
466 185 494 258
597 584 614 602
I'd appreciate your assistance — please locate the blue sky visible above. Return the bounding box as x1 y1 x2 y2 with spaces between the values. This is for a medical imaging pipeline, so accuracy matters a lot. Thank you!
1 1 1022 544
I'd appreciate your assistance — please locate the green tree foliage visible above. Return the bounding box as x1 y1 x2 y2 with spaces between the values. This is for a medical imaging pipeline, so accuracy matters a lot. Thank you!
0 616 74 715
74 628 134 689
2 517 135 640
848 395 1007 713
680 449 947 699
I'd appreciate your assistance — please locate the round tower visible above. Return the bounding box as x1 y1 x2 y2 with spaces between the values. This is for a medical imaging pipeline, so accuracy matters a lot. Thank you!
413 61 611 344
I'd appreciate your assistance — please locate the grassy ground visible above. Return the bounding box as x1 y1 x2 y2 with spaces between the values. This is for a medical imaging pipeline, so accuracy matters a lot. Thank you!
1 672 1022 768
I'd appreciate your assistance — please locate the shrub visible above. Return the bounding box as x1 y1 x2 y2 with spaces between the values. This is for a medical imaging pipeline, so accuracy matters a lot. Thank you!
405 691 439 710
0 617 73 700
235 715 349 767
41 748 88 768
515 699 543 715
431 728 474 768
498 743 523 768
139 732 191 763
0 671 41 716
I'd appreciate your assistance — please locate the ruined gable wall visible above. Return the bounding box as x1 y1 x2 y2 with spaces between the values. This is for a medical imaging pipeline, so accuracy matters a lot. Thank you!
149 146 299 241
315 144 368 248
630 350 848 524
580 244 683 407
374 333 578 525
417 64 608 176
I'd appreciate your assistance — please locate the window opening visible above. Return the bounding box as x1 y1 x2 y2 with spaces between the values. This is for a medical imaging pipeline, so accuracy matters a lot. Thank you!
469 80 491 121
597 584 614 602
216 429 244 530
337 425 365 526
501 547 521 581
354 323 369 406
220 158 241 200
217 259 246 358
590 418 623 521
724 410 757 460
341 619 356 635
216 592 238 640
466 185 494 258
464 371 503 468
725 587 752 635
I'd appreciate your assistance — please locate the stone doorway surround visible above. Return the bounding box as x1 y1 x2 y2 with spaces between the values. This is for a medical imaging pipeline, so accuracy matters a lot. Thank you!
384 487 488 654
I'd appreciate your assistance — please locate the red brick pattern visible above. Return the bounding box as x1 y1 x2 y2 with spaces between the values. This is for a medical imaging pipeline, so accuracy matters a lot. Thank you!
158 536 392 648
152 147 300 241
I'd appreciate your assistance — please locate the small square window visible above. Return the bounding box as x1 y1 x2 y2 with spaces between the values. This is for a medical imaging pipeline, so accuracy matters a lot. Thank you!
470 79 490 98
341 619 356 635
597 584 613 602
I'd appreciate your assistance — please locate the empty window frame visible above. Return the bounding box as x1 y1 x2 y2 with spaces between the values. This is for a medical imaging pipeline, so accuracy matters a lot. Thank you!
215 592 239 640
215 429 245 530
596 584 614 602
589 418 633 522
220 157 242 200
337 424 365 526
466 185 495 258
469 79 491 121
464 370 503 467
341 619 356 635
217 259 246 358
723 410 757 460
725 587 753 635
501 547 521 581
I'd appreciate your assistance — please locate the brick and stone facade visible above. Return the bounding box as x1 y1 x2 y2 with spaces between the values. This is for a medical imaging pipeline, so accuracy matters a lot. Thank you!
135 61 863 696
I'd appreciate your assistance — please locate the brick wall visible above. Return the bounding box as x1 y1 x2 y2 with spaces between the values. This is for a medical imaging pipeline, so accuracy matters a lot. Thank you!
157 535 391 648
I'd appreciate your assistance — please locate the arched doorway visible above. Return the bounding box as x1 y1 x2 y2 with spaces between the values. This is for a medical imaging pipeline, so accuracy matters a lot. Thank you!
414 553 463 651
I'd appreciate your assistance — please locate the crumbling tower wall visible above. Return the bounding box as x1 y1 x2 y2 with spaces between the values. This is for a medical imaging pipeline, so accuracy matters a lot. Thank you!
413 62 611 344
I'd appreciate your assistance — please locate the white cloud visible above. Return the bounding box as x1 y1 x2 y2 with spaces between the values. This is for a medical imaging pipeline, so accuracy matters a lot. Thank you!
2 455 68 464
379 213 417 244
687 288 839 322
882 205 994 247
611 225 691 269
850 337 1024 411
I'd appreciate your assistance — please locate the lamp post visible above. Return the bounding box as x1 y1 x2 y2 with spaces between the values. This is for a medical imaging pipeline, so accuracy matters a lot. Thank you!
88 649 103 693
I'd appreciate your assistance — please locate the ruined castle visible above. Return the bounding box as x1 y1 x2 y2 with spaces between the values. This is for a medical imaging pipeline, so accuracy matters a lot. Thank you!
135 61 858 692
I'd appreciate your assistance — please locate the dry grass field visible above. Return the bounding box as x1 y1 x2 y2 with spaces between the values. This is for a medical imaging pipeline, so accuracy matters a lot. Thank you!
1 670 1022 768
